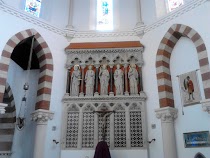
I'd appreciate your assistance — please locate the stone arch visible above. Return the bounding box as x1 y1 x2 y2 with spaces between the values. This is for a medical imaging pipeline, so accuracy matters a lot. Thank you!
156 24 210 108
0 29 53 110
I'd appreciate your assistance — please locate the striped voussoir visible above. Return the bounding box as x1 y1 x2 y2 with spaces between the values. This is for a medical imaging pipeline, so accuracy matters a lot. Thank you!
0 29 53 110
156 24 210 108
0 83 15 152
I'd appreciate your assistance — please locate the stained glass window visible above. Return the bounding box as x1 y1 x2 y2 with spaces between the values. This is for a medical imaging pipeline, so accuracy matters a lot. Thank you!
25 0 42 17
97 0 113 30
168 0 184 12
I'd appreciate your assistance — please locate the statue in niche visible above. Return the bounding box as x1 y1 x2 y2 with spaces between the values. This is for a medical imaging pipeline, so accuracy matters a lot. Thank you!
85 65 95 96
70 65 81 96
99 64 110 95
114 64 124 95
128 64 138 95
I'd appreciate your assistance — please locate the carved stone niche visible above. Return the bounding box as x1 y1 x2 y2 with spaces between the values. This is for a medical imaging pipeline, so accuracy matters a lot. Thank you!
64 41 145 98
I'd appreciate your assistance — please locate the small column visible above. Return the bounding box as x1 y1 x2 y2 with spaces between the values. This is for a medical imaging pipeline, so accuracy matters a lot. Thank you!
31 109 54 158
134 0 145 36
201 99 210 114
0 103 7 114
77 109 83 149
109 64 114 96
94 113 99 147
124 64 129 96
65 0 75 39
66 68 70 94
94 64 100 96
79 65 86 97
155 107 178 158
110 113 114 149
125 108 131 148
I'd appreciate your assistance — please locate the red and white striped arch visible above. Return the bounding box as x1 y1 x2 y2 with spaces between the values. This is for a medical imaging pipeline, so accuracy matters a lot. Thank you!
156 24 210 108
0 29 53 110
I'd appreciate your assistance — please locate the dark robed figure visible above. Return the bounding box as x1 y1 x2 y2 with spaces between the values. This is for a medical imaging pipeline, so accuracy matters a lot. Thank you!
93 141 111 158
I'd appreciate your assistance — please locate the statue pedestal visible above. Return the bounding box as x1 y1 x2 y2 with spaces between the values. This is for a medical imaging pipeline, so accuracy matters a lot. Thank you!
109 92 114 96
94 92 99 97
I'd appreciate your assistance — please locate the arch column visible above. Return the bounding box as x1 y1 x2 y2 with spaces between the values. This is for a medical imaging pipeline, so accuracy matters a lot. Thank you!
31 109 54 158
155 107 178 158
0 103 7 114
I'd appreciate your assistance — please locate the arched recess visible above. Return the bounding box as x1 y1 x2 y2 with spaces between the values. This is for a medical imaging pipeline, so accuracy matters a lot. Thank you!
156 24 210 108
0 29 53 110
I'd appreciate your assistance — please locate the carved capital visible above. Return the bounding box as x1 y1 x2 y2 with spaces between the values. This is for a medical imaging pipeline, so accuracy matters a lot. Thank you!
65 26 75 41
133 22 145 37
155 107 178 123
0 103 8 114
31 109 54 124
200 99 210 114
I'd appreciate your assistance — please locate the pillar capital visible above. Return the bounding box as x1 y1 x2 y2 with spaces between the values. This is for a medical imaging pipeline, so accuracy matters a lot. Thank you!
0 103 8 114
201 99 210 114
31 109 54 124
155 107 178 123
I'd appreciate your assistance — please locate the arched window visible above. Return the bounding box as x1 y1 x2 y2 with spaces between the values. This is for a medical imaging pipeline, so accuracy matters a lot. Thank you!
96 0 113 30
167 0 184 12
25 0 42 17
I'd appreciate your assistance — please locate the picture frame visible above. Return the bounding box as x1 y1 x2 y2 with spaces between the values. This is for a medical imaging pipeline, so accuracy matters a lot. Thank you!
183 131 210 148
178 70 201 106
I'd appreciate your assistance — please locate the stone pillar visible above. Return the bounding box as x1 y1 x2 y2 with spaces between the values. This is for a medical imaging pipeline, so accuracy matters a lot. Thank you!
77 109 83 149
134 0 145 36
31 109 54 158
201 99 210 114
66 69 70 94
94 65 100 96
0 103 7 114
110 113 114 149
155 107 178 158
124 64 129 96
65 0 75 39
109 65 114 96
94 113 99 147
125 108 131 148
79 65 86 97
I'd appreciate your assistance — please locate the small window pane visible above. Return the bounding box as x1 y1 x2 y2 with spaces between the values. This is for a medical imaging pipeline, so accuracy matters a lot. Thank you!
97 0 113 30
25 0 42 17
168 0 184 12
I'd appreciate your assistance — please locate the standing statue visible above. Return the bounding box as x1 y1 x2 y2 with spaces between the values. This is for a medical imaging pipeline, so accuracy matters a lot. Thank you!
70 65 81 96
114 64 124 95
128 64 138 95
99 65 110 95
85 65 95 96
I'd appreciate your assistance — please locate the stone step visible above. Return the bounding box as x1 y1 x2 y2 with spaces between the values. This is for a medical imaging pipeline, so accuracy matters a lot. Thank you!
0 135 13 142
0 129 14 135
0 117 16 123
0 123 15 129
0 142 12 151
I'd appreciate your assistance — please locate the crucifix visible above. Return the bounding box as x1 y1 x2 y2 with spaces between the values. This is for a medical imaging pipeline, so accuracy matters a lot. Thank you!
94 107 115 141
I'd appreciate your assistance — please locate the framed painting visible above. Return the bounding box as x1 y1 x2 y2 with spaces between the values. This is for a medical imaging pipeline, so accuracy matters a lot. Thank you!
183 131 210 148
178 70 201 106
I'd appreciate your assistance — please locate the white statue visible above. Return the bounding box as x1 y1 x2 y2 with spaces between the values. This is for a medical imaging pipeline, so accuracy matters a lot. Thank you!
70 65 81 96
128 64 138 95
114 64 124 95
85 65 95 96
99 65 110 95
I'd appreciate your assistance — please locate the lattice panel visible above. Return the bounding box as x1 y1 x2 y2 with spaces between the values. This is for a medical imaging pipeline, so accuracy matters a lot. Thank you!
82 112 94 148
98 116 110 146
114 112 126 147
130 111 143 147
66 112 79 148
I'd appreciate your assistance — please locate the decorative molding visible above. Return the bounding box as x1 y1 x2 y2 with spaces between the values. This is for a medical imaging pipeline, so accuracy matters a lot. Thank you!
63 94 147 103
145 0 208 33
31 109 54 124
0 103 8 114
155 107 178 123
201 99 210 114
0 2 65 36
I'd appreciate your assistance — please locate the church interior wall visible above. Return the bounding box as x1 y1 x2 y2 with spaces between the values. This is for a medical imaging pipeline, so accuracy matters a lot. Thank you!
0 1 210 158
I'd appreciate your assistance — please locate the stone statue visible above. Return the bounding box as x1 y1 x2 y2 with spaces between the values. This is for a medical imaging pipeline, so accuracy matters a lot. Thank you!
128 64 138 95
70 65 81 96
85 65 95 96
114 64 124 95
99 65 110 95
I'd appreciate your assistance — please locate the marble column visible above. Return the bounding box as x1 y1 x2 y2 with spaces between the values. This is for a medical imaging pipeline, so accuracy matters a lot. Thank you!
77 109 83 149
109 65 114 96
79 65 86 97
124 64 129 96
94 65 100 96
66 69 70 94
31 109 54 158
0 103 7 114
94 113 99 147
134 0 145 36
125 108 131 148
201 99 210 114
155 107 178 158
